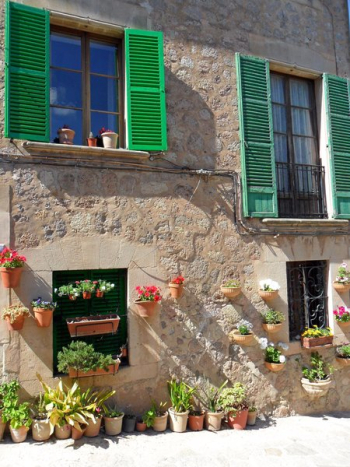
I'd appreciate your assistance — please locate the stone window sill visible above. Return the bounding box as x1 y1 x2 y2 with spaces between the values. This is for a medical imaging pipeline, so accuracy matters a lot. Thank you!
262 218 349 232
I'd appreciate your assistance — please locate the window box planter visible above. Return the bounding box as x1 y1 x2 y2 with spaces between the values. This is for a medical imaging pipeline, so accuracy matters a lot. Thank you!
301 335 333 348
68 359 120 378
66 314 120 337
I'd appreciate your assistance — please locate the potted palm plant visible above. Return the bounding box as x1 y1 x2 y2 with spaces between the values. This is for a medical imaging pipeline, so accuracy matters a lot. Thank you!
134 285 162 317
199 380 227 431
31 297 56 328
218 383 249 430
146 401 168 432
258 279 280 301
167 378 196 433
229 319 254 345
262 309 285 333
2 304 30 331
301 352 333 397
220 279 241 299
0 247 26 288
1 380 32 443
82 387 116 437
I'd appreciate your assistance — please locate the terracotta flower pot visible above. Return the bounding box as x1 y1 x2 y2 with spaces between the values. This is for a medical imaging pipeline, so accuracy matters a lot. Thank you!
32 418 51 441
5 315 25 331
136 421 147 432
336 320 350 329
264 361 285 372
262 323 283 333
87 137 97 147
336 357 350 366
333 282 350 293
84 417 102 437
301 377 332 397
0 267 23 288
259 290 278 301
205 411 223 431
83 292 92 299
229 330 254 346
168 408 189 433
188 412 204 431
96 290 104 298
247 411 257 426
153 412 168 432
69 294 77 301
33 307 54 328
104 414 124 436
220 286 242 299
169 283 184 299
66 314 120 337
135 300 158 318
55 424 72 439
101 132 118 148
58 128 75 145
10 425 29 443
71 425 86 440
0 417 7 441
227 409 248 430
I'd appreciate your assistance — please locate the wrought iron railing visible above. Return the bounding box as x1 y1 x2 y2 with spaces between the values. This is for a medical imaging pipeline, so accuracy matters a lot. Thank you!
276 162 327 218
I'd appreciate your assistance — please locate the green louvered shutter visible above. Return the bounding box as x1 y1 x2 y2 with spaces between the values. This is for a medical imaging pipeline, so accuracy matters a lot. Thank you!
324 74 350 219
52 269 128 375
5 2 49 141
236 54 278 217
125 29 167 151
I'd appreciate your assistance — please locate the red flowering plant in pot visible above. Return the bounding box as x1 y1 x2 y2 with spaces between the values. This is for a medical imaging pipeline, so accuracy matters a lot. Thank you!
0 247 26 288
168 275 185 299
134 285 162 317
333 305 350 328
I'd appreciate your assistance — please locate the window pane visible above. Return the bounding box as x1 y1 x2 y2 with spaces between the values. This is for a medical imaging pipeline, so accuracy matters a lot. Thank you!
91 112 118 142
274 134 288 163
290 79 311 108
90 76 118 112
51 33 81 71
271 75 285 104
293 136 317 165
51 108 83 145
51 69 82 108
90 41 118 76
272 104 287 133
292 108 313 136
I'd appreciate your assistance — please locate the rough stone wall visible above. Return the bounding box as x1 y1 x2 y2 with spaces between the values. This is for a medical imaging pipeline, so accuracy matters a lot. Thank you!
0 0 350 417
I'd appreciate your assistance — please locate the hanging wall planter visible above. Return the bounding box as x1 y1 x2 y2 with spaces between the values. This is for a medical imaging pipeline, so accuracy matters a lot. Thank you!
333 282 350 293
264 361 285 372
221 280 241 299
66 314 120 337
262 323 283 333
135 300 158 317
0 267 23 289
168 276 185 299
134 285 162 318
258 279 280 302
2 305 30 331
31 298 56 328
229 329 254 346
0 247 26 289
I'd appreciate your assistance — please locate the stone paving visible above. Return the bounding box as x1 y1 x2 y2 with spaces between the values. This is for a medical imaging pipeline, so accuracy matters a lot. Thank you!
1 412 350 467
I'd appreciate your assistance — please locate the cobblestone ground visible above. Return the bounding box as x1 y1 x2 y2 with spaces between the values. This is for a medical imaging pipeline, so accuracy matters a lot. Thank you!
1 412 350 467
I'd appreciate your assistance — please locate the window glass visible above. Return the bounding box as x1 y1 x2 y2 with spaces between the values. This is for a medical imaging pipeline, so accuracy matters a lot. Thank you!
51 33 81 71
290 79 311 108
292 108 313 137
90 76 118 112
293 136 317 165
90 41 118 76
50 108 83 145
271 74 285 104
91 112 118 140
51 69 82 108
272 105 287 134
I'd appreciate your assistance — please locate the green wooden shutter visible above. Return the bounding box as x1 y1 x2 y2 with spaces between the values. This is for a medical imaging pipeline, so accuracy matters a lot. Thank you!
125 29 167 151
324 74 350 219
52 269 128 375
236 53 278 217
5 1 49 141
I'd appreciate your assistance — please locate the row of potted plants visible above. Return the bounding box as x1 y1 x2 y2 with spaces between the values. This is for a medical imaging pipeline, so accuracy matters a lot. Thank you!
57 125 119 148
55 280 115 300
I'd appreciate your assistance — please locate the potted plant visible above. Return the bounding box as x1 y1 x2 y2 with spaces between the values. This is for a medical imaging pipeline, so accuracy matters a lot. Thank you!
66 313 120 337
0 247 26 288
55 283 81 300
260 338 288 372
57 341 120 378
87 131 97 147
199 380 227 431
336 343 350 366
0 383 7 441
333 305 350 328
134 285 162 317
301 352 333 397
96 279 115 298
167 378 196 433
301 326 333 348
76 279 98 299
136 417 147 432
258 279 280 301
148 401 168 432
2 304 30 331
168 275 185 299
333 262 350 292
247 406 257 426
188 409 205 431
31 297 56 328
103 406 124 436
262 309 285 333
123 414 136 432
99 127 118 148
57 124 75 145
218 383 249 430
82 387 115 438
229 319 254 345
220 279 242 299
1 380 32 443
120 342 128 358
30 393 51 442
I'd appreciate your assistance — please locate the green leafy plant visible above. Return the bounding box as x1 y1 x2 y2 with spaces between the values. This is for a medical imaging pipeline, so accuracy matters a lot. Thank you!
302 352 332 382
199 380 228 413
333 306 350 323
55 284 80 298
142 408 156 428
236 319 253 335
77 280 98 293
1 380 32 429
262 309 285 324
96 280 115 293
104 405 124 418
217 383 248 414
167 378 196 413
222 279 240 288
57 341 118 374
248 406 257 413
2 304 30 324
30 393 48 420
334 262 350 284
337 344 350 358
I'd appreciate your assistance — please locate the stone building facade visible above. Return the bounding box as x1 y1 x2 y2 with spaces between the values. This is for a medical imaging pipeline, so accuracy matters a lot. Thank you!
0 0 350 417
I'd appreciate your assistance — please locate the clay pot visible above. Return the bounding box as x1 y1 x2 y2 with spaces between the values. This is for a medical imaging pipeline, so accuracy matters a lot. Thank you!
229 330 254 346
264 361 285 372
0 415 7 441
205 411 223 431
71 425 86 440
82 292 91 299
5 315 25 331
58 128 75 145
188 412 204 431
104 414 124 436
134 300 158 318
168 408 189 433
10 425 29 443
32 418 51 441
68 294 77 301
136 421 147 432
101 132 118 148
220 286 242 299
247 411 257 426
123 416 136 433
169 283 184 299
336 357 350 366
227 409 248 430
55 424 72 439
96 290 104 298
33 307 54 328
153 412 168 432
259 290 278 301
87 137 97 147
0 267 23 288
333 282 350 293
301 377 332 397
336 320 350 329
262 323 283 333
84 417 102 437
66 314 120 337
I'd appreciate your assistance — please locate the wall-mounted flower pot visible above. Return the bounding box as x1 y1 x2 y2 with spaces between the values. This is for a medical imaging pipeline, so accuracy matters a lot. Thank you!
9 425 29 443
264 361 285 372
33 307 54 328
168 408 188 433
227 409 248 430
169 283 184 299
333 282 350 293
336 320 350 329
336 357 350 366
58 128 75 145
229 330 254 346
101 132 118 148
220 286 241 299
32 418 51 441
153 412 168 432
262 323 283 333
301 336 333 348
188 412 204 431
134 300 158 318
0 267 23 288
68 359 120 378
205 411 223 431
66 314 120 337
5 315 26 331
259 290 278 301
85 417 102 437
104 413 124 436
301 377 332 397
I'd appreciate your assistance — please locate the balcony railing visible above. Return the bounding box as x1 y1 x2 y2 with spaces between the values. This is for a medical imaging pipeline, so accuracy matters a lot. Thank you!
276 162 327 219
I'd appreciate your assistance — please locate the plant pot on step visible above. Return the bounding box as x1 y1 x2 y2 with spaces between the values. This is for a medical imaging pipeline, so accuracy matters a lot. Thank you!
247 411 257 426
33 307 54 328
0 267 23 288
9 425 29 443
134 300 158 318
168 408 189 433
333 282 350 293
5 315 26 331
136 421 147 432
101 132 118 148
104 413 124 436
71 425 87 440
84 417 102 437
229 330 254 346
262 323 283 333
205 411 224 431
153 412 168 432
264 361 285 372
32 418 51 441
55 424 72 439
188 412 204 431
220 285 242 299
87 137 97 147
169 283 184 299
0 416 7 441
301 377 332 397
123 416 136 433
227 409 248 430
259 290 279 301
58 128 75 145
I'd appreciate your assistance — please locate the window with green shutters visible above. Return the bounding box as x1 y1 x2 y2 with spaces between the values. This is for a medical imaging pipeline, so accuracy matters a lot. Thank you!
52 269 127 375
5 2 167 151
